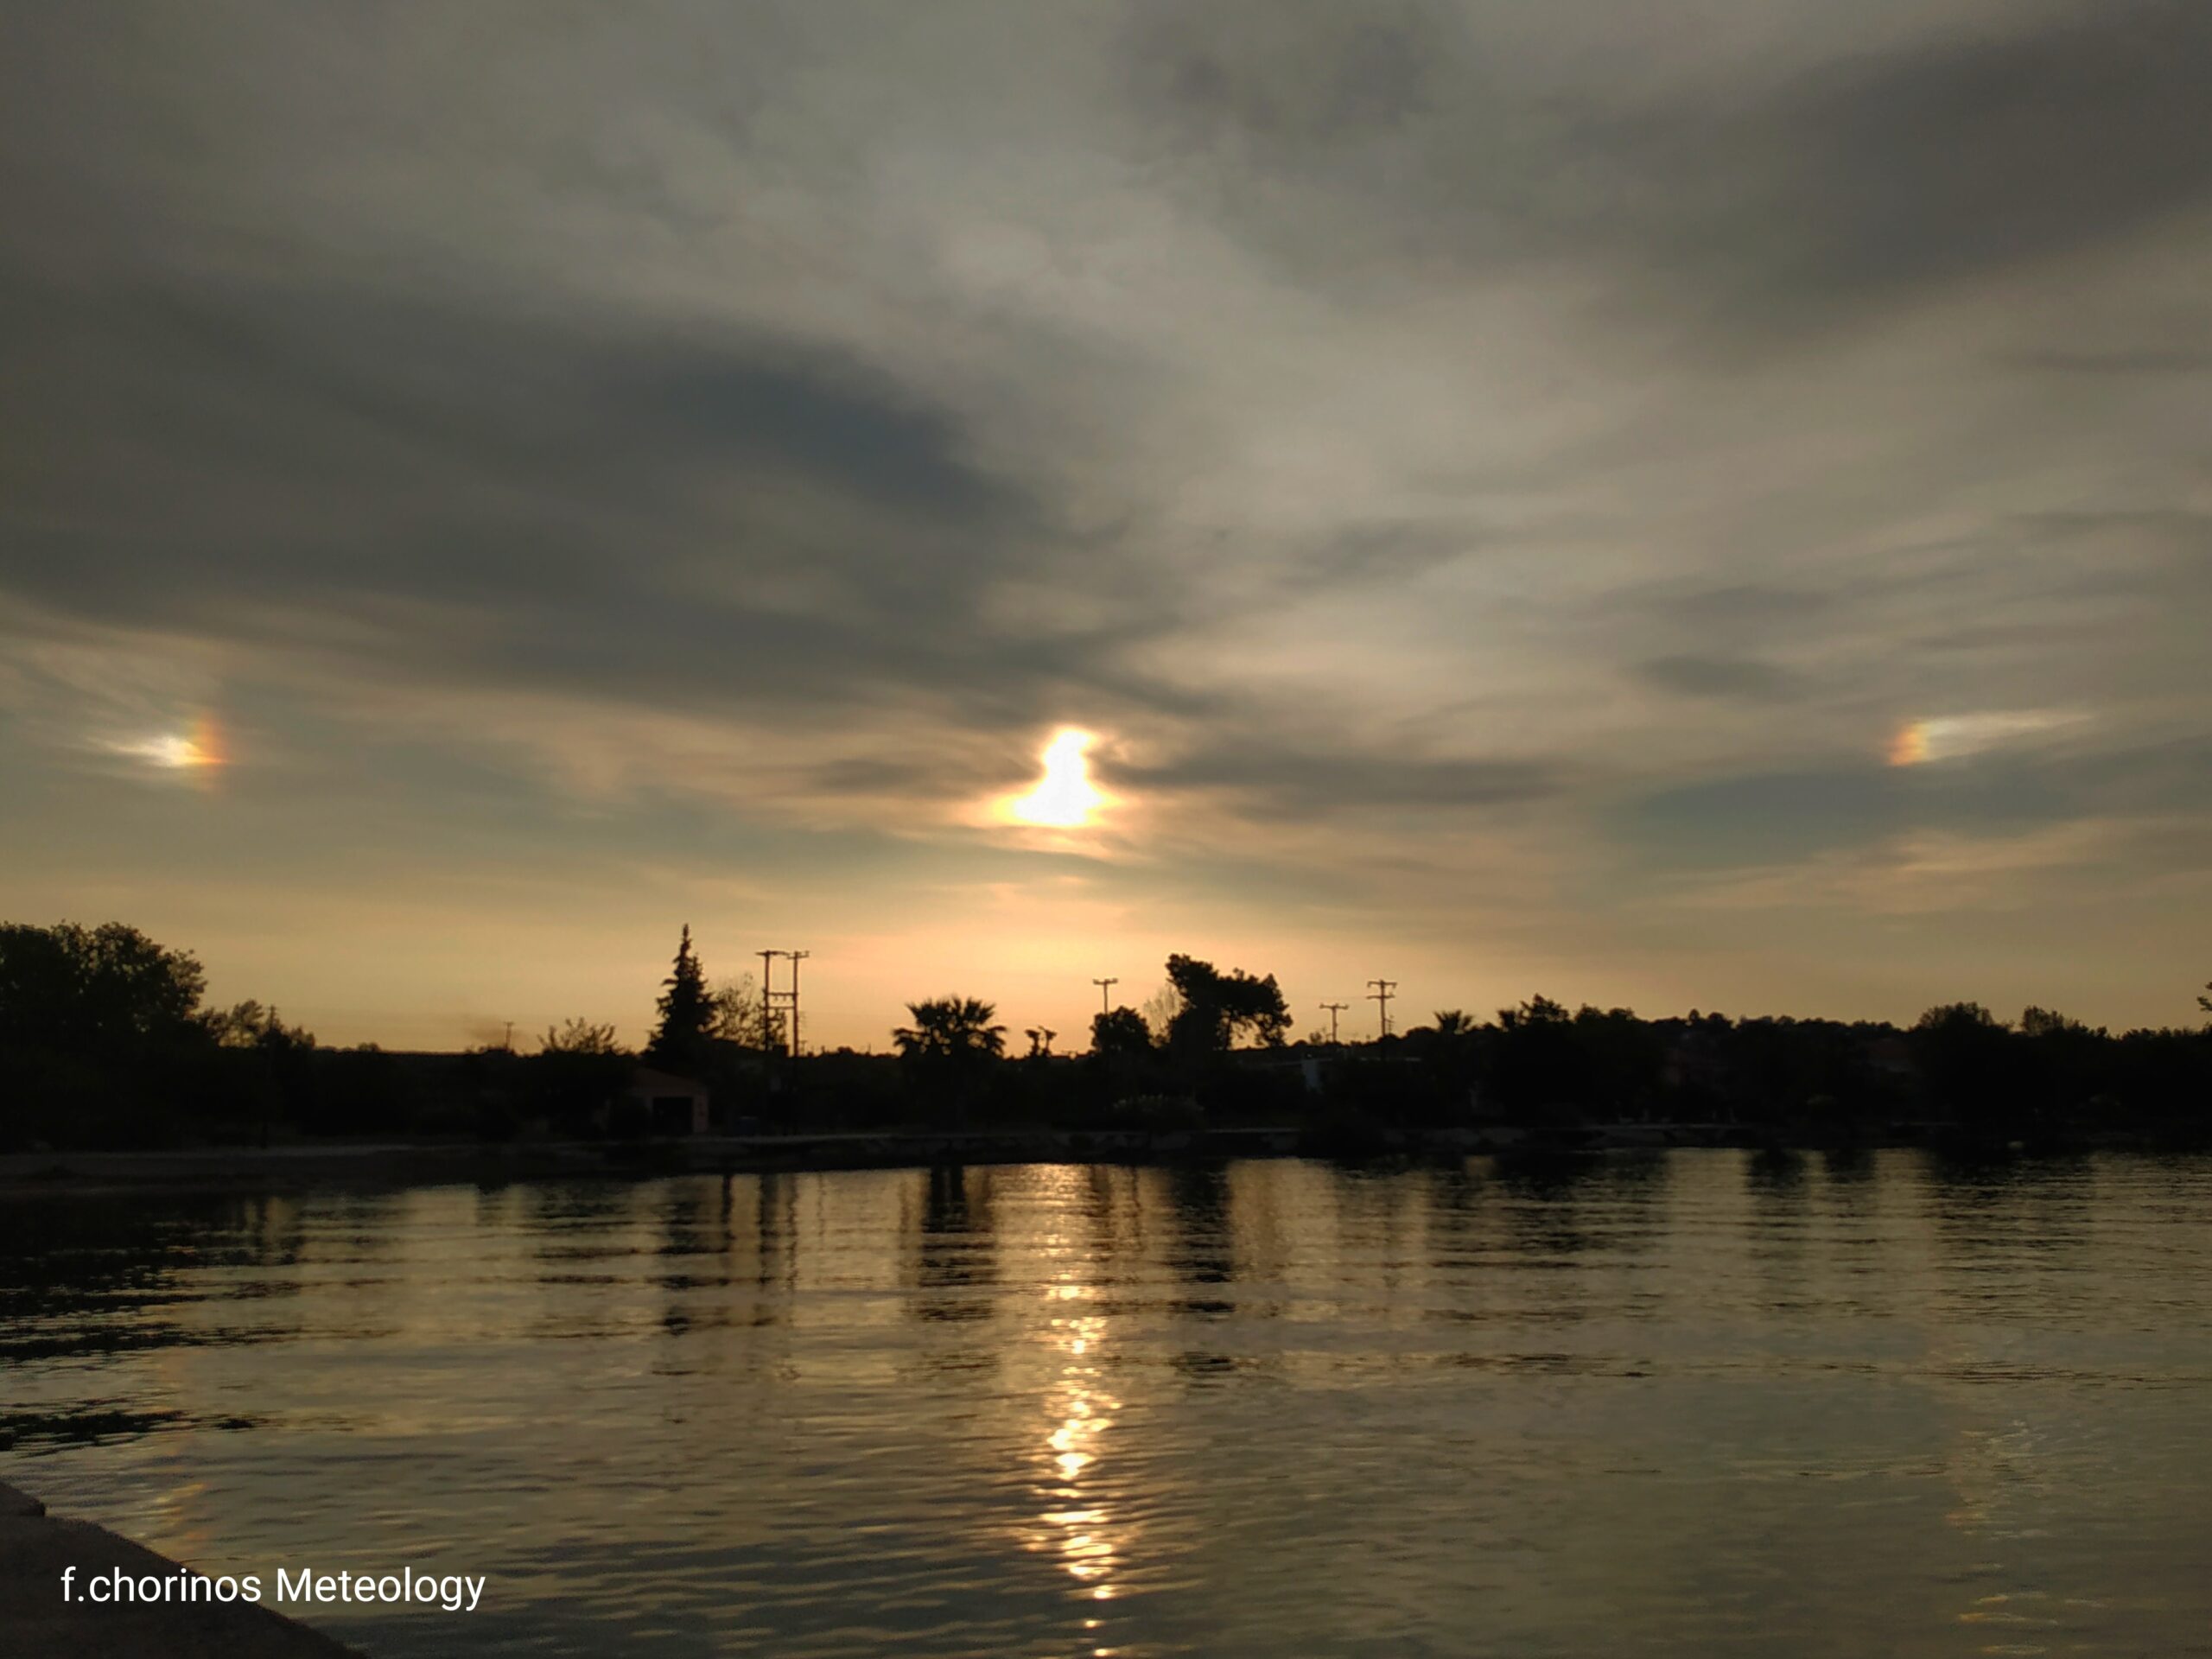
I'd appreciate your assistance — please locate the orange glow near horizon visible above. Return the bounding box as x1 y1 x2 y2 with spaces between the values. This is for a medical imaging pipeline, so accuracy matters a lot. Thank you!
1004 728 1109 829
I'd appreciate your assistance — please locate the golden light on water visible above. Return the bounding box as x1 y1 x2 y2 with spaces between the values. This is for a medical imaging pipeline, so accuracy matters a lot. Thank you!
1036 1289 1126 1605
1013 1171 1134 1630
1006 728 1109 829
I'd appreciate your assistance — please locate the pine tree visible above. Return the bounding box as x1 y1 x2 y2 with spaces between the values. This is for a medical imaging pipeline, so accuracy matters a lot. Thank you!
648 924 712 1071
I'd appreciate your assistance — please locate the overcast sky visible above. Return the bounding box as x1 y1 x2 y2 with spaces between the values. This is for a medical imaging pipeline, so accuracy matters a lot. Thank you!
3 1 2209 1048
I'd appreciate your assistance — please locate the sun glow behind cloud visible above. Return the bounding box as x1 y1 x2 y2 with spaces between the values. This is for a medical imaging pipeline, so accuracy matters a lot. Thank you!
1003 728 1110 830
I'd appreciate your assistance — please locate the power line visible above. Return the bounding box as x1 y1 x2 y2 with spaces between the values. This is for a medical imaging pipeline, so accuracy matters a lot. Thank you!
1319 1001 1350 1045
1366 978 1397 1039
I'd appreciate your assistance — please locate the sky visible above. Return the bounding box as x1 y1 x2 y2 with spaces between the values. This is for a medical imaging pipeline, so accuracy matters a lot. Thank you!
3 1 2209 1050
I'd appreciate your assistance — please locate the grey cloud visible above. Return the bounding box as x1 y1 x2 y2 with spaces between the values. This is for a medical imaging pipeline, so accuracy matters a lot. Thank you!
0 261 1204 738
799 753 1018 804
2007 348 2212 377
1670 1 2212 330
1127 0 2212 340
615 348 1008 516
1127 2 1448 152
1636 654 1800 702
2012 508 2212 546
1648 584 1838 628
1622 769 1980 870
1618 737 2212 871
1114 741 1558 820
1277 522 1480 592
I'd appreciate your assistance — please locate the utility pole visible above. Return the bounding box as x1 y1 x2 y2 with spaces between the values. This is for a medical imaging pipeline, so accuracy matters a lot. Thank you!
1092 976 1118 1014
758 949 784 1051
1319 1001 1349 1045
1367 978 1397 1039
503 1020 514 1052
784 950 810 1058
755 949 809 1058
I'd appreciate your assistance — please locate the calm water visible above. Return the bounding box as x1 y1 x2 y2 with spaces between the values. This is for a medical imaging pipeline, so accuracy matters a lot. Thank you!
9 1152 2212 1657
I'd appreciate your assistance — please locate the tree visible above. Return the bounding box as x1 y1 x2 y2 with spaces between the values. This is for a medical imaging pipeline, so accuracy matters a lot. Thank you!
1910 1002 2018 1133
542 1017 623 1055
2199 982 2211 1016
2021 1006 2093 1039
2018 1006 2106 1128
1162 954 1291 1055
0 921 207 1053
1091 1006 1153 1058
1487 995 1585 1120
1139 981 1183 1043
530 1018 633 1132
708 973 782 1051
1501 995 1571 1029
201 1000 315 1054
1420 1007 1484 1110
647 925 712 1071
195 1000 317 1144
1 921 217 1147
1572 1003 1662 1117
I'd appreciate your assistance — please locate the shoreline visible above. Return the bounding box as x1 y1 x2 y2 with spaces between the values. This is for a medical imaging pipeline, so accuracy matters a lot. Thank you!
0 1479 364 1658
2 1122 2191 1199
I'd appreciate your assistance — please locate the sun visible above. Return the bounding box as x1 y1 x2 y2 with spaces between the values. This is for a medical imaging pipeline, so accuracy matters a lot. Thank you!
1006 728 1109 829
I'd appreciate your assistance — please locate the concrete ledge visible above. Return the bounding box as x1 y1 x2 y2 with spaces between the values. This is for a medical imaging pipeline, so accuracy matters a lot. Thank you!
0 1483 47 1518
0 1481 363 1657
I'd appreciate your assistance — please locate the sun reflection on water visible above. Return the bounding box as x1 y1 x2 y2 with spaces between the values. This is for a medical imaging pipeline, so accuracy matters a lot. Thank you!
1025 1261 1133 1637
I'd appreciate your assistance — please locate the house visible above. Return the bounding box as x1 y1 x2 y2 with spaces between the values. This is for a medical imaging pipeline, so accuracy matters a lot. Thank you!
624 1066 711 1135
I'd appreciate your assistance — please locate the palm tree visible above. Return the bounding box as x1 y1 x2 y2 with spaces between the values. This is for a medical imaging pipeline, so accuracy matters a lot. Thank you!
893 997 1007 1064
893 996 1007 1128
1427 1008 1484 1110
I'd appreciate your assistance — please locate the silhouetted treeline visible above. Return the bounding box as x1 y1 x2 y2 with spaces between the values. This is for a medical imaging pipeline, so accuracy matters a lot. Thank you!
3 920 2209 1152
1325 996 2212 1147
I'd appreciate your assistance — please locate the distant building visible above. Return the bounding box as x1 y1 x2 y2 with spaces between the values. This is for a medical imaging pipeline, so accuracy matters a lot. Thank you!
625 1067 710 1135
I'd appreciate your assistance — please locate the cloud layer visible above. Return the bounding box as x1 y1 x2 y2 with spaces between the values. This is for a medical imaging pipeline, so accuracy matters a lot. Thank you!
3 1 2209 1040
